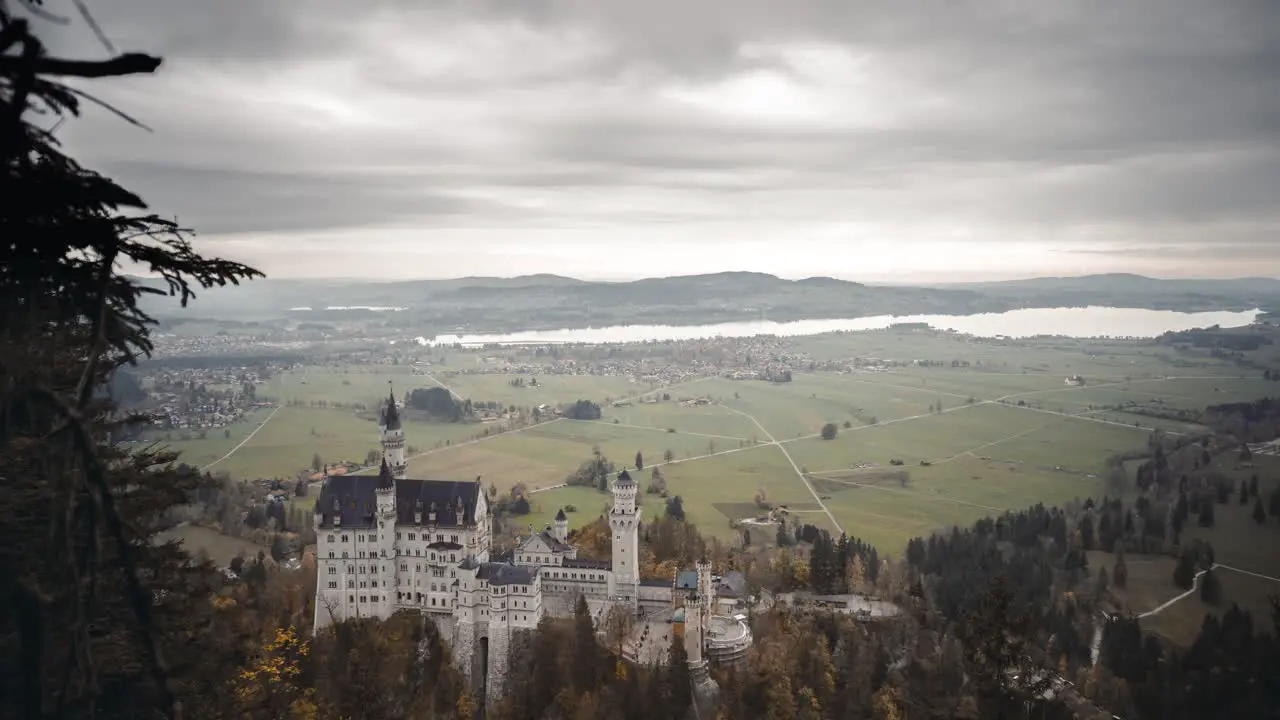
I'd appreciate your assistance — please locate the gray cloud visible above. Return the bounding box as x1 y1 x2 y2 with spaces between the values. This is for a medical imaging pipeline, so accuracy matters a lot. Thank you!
21 0 1280 279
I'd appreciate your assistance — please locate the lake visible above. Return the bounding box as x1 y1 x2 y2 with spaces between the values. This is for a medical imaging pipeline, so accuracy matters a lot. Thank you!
420 306 1261 346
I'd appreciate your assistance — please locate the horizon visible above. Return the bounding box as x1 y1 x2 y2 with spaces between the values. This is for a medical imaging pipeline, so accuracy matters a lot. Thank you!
35 1 1280 282
123 268 1280 286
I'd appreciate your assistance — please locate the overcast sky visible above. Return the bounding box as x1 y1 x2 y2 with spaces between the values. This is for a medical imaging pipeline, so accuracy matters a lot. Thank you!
32 0 1280 282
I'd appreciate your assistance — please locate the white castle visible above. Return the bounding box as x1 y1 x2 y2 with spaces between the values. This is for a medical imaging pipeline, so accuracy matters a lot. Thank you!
311 390 733 704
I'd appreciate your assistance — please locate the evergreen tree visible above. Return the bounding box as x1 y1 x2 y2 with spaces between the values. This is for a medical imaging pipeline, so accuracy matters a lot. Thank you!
1173 551 1196 589
571 595 599 692
1113 550 1129 589
0 11 260 719
635 450 644 471
1198 499 1216 527
1199 568 1222 604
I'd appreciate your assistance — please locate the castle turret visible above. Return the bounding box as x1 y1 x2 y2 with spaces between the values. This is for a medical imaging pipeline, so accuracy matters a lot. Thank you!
609 470 641 608
554 507 568 542
376 458 396 517
380 384 407 479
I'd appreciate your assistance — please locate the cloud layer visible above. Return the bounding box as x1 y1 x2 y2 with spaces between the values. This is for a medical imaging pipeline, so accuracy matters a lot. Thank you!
30 0 1280 280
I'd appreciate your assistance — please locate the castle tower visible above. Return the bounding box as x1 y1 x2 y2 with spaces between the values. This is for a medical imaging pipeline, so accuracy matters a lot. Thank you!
696 557 715 627
684 587 704 667
609 470 641 609
380 384 407 479
553 508 568 543
373 458 398 618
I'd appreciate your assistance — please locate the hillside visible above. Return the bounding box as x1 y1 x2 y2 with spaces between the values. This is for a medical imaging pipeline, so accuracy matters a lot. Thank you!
134 272 1279 331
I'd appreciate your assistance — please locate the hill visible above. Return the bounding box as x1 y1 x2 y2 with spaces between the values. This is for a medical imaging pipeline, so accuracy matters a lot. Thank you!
133 271 1279 331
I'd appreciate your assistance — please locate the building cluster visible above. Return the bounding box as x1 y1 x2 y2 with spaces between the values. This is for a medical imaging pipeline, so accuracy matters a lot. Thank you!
312 391 751 707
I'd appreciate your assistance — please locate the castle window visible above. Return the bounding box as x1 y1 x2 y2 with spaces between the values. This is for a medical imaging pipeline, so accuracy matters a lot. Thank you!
395 532 401 540
349 595 354 603
328 567 336 575
342 552 348 559
436 534 444 542
450 554 457 562
348 581 354 589
341 535 349 542
430 552 436 561
326 534 334 542
416 564 421 572
409 533 415 540
347 565 354 574
360 596 366 603
451 535 459 543
401 563 408 571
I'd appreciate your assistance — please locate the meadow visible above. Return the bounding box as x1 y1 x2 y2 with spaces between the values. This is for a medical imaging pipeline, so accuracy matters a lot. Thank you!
156 332 1279 563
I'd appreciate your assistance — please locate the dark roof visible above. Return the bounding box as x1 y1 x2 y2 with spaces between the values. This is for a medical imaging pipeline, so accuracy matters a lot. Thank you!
615 469 635 487
427 541 463 551
675 571 698 589
528 529 573 554
716 571 747 596
563 557 611 570
382 388 401 431
477 562 538 586
377 458 394 490
555 508 567 522
640 579 672 588
315 475 481 529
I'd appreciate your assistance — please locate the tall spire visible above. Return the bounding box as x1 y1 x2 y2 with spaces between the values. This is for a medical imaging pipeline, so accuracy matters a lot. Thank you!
383 381 401 430
377 457 394 490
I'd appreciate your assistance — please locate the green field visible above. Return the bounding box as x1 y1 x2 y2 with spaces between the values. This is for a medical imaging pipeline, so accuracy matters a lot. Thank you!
150 336 1280 560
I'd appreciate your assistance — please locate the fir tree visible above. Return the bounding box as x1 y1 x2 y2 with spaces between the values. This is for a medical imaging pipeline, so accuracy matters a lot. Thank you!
1 8 260 718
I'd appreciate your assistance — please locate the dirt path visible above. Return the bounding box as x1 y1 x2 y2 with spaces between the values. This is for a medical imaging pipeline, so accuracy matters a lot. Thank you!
201 405 281 472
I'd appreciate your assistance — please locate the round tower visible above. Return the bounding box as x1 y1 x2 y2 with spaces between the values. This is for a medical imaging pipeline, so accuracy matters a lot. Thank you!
380 384 407 479
609 470 641 608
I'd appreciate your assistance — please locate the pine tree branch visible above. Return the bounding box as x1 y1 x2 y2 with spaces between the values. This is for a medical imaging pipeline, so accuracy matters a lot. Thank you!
0 51 162 78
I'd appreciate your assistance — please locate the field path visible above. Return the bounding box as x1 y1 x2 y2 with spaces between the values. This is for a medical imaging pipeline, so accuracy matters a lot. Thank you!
418 370 466 401
201 405 281 472
1132 563 1280 621
717 404 844 535
575 418 749 442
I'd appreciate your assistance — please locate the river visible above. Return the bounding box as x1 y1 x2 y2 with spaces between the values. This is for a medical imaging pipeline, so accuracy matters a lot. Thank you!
418 306 1261 347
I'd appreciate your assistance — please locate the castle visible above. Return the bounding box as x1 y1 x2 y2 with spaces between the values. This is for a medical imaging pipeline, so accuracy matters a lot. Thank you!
312 390 732 704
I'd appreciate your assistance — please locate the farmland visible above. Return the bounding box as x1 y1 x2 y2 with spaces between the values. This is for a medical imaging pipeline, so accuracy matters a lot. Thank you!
149 329 1280 563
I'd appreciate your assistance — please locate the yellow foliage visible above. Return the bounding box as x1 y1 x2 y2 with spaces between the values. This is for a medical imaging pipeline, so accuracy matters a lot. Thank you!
792 559 810 587
872 686 902 720
615 659 628 680
457 692 478 720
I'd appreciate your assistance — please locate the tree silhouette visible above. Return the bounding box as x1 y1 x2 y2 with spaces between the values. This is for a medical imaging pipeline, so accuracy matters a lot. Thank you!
1 5 260 717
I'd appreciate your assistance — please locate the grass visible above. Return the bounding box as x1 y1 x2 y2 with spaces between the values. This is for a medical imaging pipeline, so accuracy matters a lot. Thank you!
518 486 616 532
155 525 261 567
149 343 1280 568
132 406 275 469
428 373 654 407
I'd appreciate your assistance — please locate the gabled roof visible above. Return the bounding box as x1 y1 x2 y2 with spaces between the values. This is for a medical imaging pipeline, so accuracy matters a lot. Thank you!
518 529 574 554
555 508 567 522
614 469 635 487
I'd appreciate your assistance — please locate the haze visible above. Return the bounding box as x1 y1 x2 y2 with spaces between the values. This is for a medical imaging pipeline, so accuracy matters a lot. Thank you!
39 0 1280 283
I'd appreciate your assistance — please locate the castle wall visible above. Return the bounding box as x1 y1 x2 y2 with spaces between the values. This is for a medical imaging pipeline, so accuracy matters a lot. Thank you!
485 622 510 701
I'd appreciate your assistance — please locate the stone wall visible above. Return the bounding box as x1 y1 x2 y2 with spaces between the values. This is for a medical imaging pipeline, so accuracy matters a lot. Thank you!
484 622 510 702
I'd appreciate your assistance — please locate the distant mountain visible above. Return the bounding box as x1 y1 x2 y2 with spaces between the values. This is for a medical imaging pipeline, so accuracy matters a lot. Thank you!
132 272 1277 332
940 274 1280 311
